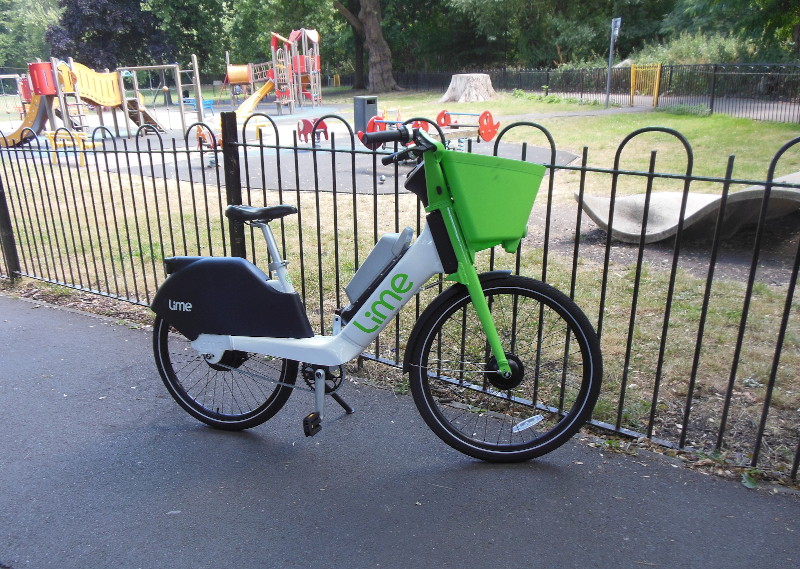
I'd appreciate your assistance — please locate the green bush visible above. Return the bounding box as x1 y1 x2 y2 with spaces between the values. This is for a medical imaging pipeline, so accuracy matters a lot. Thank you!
511 89 602 106
632 32 761 65
654 103 712 117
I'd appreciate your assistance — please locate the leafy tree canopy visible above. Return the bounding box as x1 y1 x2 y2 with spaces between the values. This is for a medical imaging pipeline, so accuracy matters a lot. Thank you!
3 0 795 82
145 0 230 74
663 0 800 56
46 0 172 69
0 0 61 69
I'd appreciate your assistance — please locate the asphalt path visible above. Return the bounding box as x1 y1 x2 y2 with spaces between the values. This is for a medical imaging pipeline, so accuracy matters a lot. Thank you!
1 293 798 568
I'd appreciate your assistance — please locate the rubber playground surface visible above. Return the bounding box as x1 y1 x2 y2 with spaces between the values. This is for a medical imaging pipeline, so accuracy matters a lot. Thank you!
1 94 581 196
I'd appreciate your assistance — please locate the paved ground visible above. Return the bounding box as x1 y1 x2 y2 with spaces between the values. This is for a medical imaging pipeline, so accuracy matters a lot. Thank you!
1 292 798 569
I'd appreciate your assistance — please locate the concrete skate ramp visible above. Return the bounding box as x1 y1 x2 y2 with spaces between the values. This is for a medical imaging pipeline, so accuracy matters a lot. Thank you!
577 172 800 244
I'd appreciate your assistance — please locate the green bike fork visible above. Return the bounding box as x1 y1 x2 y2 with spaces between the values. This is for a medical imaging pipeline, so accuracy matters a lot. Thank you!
439 207 512 377
422 140 512 377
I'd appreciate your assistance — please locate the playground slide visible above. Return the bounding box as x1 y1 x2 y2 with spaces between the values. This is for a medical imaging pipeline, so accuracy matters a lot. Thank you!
61 61 123 107
235 79 275 117
125 98 166 132
59 61 166 132
0 94 49 147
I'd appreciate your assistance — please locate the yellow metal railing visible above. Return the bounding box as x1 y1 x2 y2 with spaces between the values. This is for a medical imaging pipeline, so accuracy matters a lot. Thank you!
630 63 662 107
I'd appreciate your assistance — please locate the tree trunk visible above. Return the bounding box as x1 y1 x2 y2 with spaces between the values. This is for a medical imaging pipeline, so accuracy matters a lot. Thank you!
439 74 498 103
334 0 397 92
357 0 398 92
334 0 366 89
353 31 366 90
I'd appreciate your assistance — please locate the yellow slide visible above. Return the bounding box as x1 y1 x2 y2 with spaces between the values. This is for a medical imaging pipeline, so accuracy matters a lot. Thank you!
58 61 164 131
0 94 49 147
60 61 123 107
235 79 274 117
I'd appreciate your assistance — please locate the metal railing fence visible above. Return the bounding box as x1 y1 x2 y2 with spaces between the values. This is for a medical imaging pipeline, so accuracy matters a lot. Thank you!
1 115 798 481
389 63 800 122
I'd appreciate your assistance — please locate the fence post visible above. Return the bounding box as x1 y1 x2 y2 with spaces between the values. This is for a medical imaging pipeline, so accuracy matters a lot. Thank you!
221 111 246 258
709 64 718 115
0 176 21 280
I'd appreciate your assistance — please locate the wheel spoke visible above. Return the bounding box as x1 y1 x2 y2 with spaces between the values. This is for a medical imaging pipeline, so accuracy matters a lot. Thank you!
153 317 297 430
408 277 602 461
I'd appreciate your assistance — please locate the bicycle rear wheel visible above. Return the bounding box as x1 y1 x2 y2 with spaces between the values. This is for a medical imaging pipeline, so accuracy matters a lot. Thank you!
407 274 602 461
153 316 297 430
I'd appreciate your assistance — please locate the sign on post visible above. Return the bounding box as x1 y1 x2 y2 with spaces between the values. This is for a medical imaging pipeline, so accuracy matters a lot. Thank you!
605 17 622 108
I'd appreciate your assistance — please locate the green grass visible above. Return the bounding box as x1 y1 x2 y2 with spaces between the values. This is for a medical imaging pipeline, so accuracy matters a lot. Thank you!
323 88 800 185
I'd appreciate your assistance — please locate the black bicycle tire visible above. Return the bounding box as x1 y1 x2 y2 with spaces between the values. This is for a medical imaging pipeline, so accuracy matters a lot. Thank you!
407 274 602 461
153 316 298 430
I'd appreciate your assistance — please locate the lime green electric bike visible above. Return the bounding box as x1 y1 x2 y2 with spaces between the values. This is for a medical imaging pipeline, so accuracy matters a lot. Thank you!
151 125 602 462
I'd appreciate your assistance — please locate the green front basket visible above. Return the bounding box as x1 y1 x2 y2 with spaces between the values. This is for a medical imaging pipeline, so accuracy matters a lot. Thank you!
440 152 546 253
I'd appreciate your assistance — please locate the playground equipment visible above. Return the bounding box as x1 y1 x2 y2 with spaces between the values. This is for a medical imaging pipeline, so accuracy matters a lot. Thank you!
357 109 499 150
219 57 276 117
296 118 328 146
220 29 322 119
269 33 296 114
53 58 174 135
117 54 206 132
287 28 322 106
0 62 61 147
436 110 500 142
270 29 323 112
235 77 276 116
0 74 26 119
0 56 205 147
366 108 426 131
0 76 49 147
220 63 252 104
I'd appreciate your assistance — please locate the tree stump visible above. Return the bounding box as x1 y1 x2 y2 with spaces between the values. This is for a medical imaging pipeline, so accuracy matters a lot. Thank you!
439 74 497 103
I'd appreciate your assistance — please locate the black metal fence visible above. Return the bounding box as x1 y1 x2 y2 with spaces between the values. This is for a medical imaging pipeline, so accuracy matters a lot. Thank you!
1 114 798 481
389 63 800 123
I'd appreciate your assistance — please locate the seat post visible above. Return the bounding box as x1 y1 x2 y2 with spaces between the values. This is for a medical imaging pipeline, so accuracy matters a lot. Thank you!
255 221 295 293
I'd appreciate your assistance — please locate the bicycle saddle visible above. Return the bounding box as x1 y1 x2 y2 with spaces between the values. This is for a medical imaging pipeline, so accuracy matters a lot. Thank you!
225 204 297 222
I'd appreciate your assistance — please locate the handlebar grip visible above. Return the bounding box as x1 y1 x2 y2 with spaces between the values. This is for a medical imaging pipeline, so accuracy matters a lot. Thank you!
359 124 413 148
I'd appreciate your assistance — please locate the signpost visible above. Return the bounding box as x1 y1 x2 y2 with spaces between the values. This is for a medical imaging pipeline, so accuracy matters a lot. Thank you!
605 17 622 108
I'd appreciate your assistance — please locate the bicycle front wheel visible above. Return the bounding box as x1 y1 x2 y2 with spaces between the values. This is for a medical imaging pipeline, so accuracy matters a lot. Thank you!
153 316 298 430
407 275 602 461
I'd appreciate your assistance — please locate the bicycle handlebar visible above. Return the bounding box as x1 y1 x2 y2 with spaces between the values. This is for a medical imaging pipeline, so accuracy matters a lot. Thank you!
359 124 413 147
359 125 437 166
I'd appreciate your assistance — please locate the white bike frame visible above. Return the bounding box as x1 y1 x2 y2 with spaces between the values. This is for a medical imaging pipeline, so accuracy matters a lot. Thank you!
190 222 444 367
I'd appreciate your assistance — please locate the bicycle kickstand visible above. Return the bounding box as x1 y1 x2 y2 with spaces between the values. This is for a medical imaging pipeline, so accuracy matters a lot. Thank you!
303 369 355 437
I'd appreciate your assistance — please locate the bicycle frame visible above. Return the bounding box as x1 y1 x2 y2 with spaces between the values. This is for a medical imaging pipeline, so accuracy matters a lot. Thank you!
191 131 516 379
190 222 444 367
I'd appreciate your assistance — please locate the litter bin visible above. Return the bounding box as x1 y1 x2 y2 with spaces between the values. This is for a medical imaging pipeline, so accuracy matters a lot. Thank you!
354 95 378 133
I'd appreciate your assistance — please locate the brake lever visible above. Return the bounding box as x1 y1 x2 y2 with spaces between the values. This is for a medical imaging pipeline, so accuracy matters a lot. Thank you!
381 147 414 166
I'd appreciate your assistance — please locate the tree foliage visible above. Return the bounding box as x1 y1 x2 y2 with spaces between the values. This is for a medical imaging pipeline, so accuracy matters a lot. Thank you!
227 0 341 65
0 0 61 69
146 0 230 74
46 0 171 69
663 0 800 56
446 0 675 67
4 0 795 83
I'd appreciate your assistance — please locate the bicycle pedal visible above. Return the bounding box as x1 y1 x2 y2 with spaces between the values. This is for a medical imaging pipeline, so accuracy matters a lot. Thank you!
303 412 322 437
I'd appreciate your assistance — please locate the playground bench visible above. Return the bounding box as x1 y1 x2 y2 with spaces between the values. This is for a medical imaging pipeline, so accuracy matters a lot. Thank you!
182 98 215 115
44 131 98 166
